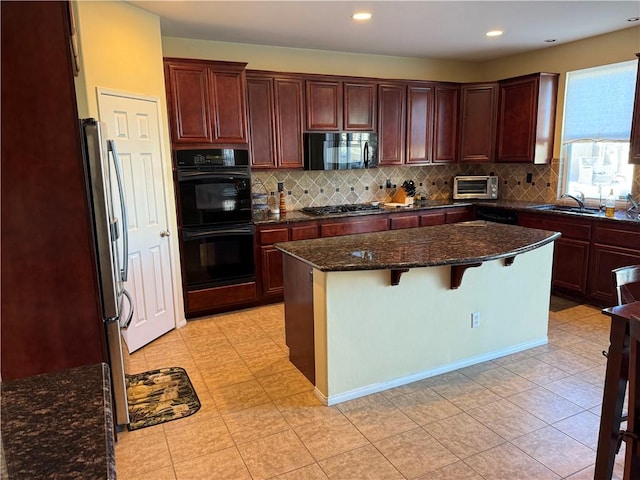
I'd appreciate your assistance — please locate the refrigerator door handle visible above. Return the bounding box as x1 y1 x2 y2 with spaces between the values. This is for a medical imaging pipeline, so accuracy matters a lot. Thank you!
107 139 129 283
119 288 134 329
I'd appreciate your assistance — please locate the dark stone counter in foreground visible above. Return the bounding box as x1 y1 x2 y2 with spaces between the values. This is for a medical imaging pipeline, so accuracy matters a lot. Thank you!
1 363 116 479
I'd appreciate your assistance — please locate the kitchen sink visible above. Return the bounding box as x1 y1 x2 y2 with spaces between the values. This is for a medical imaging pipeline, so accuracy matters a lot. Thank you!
534 205 602 215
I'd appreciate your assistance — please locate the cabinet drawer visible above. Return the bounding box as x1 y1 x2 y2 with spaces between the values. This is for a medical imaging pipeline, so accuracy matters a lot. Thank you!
593 224 640 250
390 214 419 230
320 217 388 237
258 228 289 245
290 224 319 240
187 282 257 313
445 207 473 223
419 212 446 226
519 213 591 241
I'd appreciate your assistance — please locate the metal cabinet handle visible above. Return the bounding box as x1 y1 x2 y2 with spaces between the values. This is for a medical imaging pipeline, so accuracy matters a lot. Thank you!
160 230 171 237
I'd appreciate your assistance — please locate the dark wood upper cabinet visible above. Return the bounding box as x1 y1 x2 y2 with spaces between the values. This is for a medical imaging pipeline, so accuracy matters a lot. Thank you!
629 53 640 165
495 72 558 164
306 79 341 130
247 72 304 169
274 76 305 168
406 83 434 165
209 67 248 144
377 83 406 166
164 58 248 146
305 78 376 131
247 75 277 168
343 81 376 131
164 62 212 144
432 84 459 164
459 83 498 163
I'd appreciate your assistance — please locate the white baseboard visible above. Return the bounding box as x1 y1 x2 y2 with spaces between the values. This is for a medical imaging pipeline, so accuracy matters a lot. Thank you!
313 336 548 406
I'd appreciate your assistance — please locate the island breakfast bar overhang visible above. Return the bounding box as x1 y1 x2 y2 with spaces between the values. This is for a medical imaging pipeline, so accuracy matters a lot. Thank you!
275 221 561 405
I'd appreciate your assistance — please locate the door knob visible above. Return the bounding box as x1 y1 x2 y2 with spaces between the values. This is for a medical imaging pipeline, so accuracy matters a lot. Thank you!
160 230 171 237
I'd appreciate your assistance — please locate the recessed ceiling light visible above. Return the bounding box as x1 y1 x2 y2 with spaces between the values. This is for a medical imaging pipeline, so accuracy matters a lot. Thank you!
485 30 504 37
352 12 372 21
544 39 557 43
627 17 640 22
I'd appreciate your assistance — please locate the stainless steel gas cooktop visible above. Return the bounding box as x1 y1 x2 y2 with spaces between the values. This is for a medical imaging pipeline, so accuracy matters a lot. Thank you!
300 203 382 216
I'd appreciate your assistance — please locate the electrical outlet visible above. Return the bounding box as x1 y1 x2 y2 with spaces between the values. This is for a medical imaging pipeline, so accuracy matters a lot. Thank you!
471 312 480 328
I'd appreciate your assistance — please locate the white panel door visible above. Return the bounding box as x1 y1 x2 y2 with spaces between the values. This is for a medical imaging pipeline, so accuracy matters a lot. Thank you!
98 91 176 353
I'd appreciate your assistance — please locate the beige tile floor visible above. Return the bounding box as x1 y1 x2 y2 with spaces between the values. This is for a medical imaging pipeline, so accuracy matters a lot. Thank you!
115 297 629 480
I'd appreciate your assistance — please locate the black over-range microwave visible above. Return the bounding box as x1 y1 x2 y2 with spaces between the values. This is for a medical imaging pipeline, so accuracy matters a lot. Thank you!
304 132 378 170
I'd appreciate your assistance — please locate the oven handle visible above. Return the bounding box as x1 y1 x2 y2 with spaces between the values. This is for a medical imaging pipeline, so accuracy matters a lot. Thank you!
182 225 254 240
178 170 250 180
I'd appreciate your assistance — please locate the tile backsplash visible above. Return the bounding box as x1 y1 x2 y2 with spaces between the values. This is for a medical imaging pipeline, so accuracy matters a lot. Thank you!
251 160 639 211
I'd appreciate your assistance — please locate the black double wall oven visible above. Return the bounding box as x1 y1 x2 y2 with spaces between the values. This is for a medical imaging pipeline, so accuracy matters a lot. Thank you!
176 149 255 294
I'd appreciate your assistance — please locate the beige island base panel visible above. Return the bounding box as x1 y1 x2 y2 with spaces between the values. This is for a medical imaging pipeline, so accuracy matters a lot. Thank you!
312 242 554 405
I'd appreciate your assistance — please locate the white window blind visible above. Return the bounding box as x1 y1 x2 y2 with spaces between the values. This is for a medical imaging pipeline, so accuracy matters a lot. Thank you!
562 60 636 143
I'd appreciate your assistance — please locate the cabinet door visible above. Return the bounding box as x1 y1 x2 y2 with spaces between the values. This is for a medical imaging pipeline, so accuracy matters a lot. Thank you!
406 84 434 165
377 83 406 165
306 80 341 130
344 81 376 131
553 238 590 294
496 73 557 164
247 76 276 168
589 243 640 304
459 83 497 163
496 76 538 163
260 246 284 297
165 62 212 144
209 69 248 143
432 85 459 164
275 77 305 168
629 54 640 165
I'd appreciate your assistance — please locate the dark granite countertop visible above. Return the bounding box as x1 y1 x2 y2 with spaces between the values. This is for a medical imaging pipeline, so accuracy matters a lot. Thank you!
255 199 639 226
1 363 116 480
275 220 561 272
253 200 473 225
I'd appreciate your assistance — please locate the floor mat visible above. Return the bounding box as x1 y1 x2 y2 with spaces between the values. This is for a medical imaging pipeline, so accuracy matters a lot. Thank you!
126 366 200 431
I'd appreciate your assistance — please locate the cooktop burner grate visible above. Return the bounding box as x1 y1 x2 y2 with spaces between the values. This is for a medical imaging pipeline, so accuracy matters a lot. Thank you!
301 203 381 216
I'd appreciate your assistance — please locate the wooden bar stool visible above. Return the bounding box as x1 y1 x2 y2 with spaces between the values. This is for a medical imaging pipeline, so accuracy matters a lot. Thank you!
594 266 640 480
625 314 640 479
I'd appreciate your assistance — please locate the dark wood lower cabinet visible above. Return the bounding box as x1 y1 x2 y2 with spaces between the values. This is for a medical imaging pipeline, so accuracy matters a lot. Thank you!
589 222 640 304
519 211 640 305
589 244 640 304
552 238 590 294
282 254 315 384
260 246 285 297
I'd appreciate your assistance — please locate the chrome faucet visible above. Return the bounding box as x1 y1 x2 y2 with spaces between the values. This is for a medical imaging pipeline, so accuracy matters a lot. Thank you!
561 191 585 209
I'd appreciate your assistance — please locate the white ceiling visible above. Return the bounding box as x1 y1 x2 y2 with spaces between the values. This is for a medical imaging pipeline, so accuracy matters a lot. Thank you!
128 1 640 62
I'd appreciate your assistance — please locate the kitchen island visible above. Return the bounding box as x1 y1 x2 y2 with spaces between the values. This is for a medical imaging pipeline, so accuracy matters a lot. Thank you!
275 221 560 405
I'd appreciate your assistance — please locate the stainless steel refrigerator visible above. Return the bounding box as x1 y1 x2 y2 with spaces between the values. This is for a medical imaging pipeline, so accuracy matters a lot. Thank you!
81 118 133 426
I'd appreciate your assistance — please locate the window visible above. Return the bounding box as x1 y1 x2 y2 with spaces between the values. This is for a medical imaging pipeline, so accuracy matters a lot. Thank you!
561 60 636 203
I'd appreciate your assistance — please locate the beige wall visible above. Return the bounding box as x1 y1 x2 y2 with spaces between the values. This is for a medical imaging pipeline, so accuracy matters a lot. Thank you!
162 36 482 82
73 0 185 325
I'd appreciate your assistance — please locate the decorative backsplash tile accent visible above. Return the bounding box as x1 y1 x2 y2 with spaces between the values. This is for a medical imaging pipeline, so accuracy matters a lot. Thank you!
251 159 639 210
